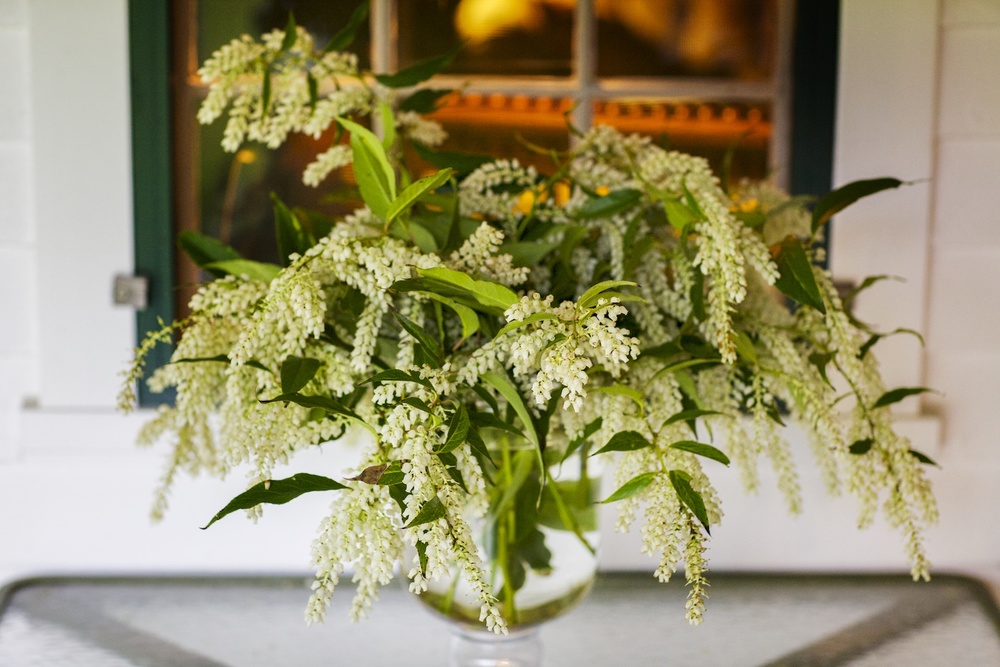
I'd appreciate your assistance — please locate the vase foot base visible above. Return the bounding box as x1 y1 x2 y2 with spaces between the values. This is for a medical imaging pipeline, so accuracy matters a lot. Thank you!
449 627 542 667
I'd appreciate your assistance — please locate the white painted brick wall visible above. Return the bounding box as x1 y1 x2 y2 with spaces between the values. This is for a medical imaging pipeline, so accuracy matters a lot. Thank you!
924 2 1000 463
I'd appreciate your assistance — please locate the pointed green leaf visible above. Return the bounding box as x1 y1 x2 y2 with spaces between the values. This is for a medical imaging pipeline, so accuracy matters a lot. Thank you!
272 194 312 265
322 1 369 53
660 195 701 232
668 469 711 534
591 430 652 456
873 386 934 409
480 371 539 451
378 100 397 154
575 188 642 219
392 310 444 368
773 236 826 313
577 280 637 310
259 392 375 436
279 14 297 51
404 496 447 528
361 368 433 389
279 356 321 394
661 409 722 429
438 404 470 454
496 311 561 338
399 88 453 114
413 143 490 176
375 44 462 88
599 471 659 504
386 168 454 224
811 177 904 235
500 241 559 268
849 438 874 455
202 473 346 529
732 331 759 364
669 440 730 465
204 259 281 283
909 448 940 467
690 266 706 321
562 417 603 462
177 230 242 277
808 351 835 386
415 266 518 312
337 117 396 219
418 292 480 342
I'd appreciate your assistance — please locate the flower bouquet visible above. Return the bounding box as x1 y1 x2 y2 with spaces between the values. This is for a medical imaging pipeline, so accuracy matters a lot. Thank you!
121 13 937 646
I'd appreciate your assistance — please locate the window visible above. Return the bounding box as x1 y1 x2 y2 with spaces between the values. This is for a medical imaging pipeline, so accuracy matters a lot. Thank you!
129 0 839 405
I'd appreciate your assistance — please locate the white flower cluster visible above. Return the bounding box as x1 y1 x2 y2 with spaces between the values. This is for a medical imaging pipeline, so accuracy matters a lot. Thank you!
447 222 529 286
396 110 447 147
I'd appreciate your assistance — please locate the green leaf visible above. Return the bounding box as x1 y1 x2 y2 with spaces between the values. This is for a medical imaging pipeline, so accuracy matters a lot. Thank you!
562 417 603 463
660 195 701 232
399 88 453 114
808 351 835 386
591 385 645 416
438 404 471 454
415 266 518 312
279 13 297 51
591 430 652 456
337 117 396 219
404 496 447 528
480 371 540 452
732 331 758 364
517 528 553 572
500 241 559 267
575 188 642 219
661 409 722 430
413 143 490 176
279 356 321 394
419 292 480 342
177 230 242 277
272 194 312 265
495 311 561 338
577 280 637 310
849 438 874 455
811 177 904 235
204 259 281 283
378 100 397 154
772 236 826 313
872 386 934 409
361 368 433 389
322 1 369 53
392 310 444 368
386 168 454 224
202 473 346 529
668 469 711 534
689 266 706 321
599 471 658 504
909 449 940 467
669 440 730 465
374 44 462 88
260 392 375 436
388 218 438 252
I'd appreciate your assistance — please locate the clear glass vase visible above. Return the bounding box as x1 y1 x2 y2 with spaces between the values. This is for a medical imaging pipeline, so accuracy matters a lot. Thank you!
415 446 601 667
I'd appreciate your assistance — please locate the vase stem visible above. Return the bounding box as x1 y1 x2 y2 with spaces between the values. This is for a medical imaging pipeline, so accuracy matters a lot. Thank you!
449 626 542 667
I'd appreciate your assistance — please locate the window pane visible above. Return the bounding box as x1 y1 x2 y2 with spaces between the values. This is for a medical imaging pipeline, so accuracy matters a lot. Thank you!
593 99 772 182
416 93 572 174
596 0 777 79
397 0 574 77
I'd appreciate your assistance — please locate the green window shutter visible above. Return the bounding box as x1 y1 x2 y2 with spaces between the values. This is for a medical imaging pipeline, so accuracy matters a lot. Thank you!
128 0 175 407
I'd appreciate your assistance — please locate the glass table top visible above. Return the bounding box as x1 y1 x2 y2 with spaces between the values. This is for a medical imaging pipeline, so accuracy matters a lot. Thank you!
1 572 998 666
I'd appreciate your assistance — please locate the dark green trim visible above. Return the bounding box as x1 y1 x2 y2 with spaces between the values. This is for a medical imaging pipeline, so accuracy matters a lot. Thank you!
789 0 840 264
128 0 176 406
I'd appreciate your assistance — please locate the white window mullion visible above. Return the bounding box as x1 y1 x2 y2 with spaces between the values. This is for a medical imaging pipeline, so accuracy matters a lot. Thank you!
571 0 597 135
370 0 396 75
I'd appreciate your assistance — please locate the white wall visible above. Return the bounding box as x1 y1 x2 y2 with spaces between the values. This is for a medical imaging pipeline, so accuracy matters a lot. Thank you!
1 0 998 589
